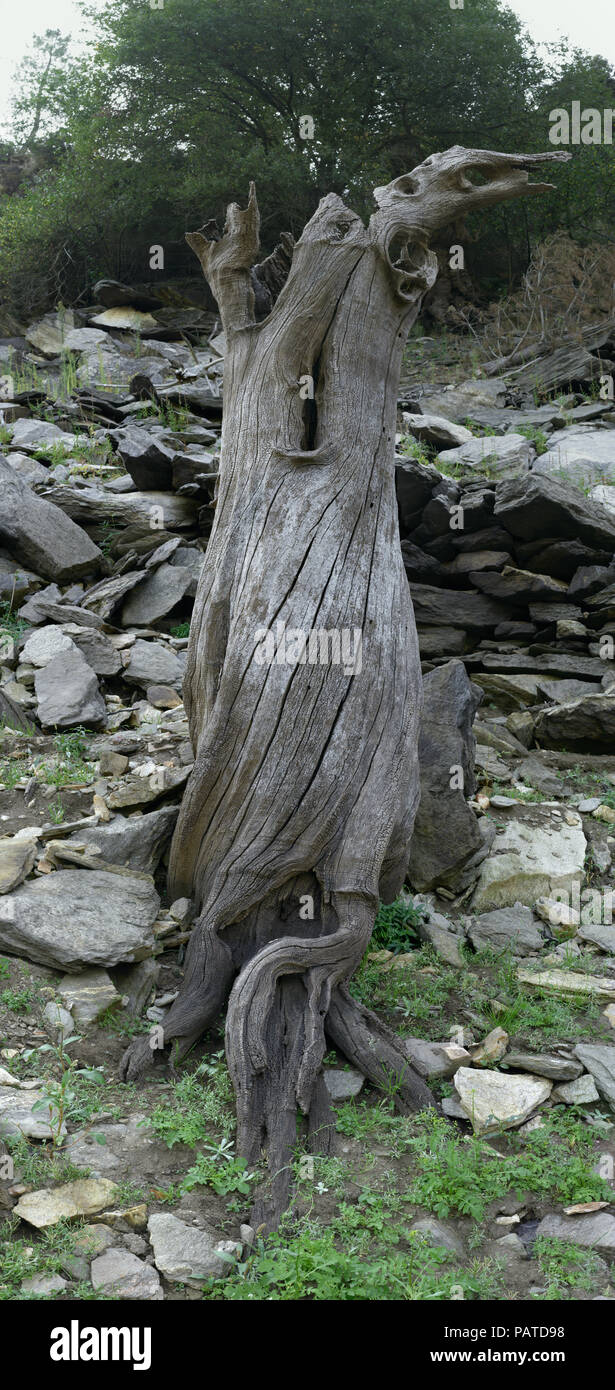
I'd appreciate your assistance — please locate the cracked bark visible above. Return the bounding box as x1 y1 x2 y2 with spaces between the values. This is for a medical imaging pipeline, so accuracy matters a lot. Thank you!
120 145 568 1229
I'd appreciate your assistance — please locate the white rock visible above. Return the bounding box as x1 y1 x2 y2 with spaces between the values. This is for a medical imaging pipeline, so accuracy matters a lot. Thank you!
454 1067 552 1134
471 805 586 912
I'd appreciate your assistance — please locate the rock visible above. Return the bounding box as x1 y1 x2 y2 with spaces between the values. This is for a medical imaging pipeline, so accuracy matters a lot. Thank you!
471 804 586 912
125 639 185 691
395 458 441 529
437 433 532 476
409 1217 465 1256
64 627 122 677
417 916 465 966
0 869 158 971
90 1248 163 1300
404 1038 470 1079
534 897 579 936
92 1203 147 1231
535 1211 615 1255
146 684 183 709
494 472 615 553
58 969 121 1026
409 584 508 632
503 1052 582 1082
323 1067 364 1099
0 837 37 893
21 625 74 667
111 958 159 1016
64 806 178 874
471 566 568 604
409 659 487 892
20 1272 68 1295
401 413 473 448
34 643 106 730
43 1000 76 1041
8 418 77 453
419 378 506 422
441 1095 467 1118
534 429 615 488
13 1178 117 1228
579 924 615 954
591 484 615 515
0 1086 66 1140
0 459 102 583
454 1067 552 1134
517 968 615 1002
114 426 175 490
552 1075 600 1104
120 563 192 626
147 1213 233 1285
494 1233 527 1260
534 695 615 750
574 1044 615 1109
471 1026 509 1067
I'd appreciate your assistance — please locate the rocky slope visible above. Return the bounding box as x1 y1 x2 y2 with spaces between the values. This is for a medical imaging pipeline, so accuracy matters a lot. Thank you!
1 293 615 1300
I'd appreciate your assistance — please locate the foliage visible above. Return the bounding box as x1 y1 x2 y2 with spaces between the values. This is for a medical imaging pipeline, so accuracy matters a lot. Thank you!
2 0 615 317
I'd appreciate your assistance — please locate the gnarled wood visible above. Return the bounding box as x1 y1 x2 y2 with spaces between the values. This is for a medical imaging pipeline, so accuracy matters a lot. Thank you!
121 146 567 1228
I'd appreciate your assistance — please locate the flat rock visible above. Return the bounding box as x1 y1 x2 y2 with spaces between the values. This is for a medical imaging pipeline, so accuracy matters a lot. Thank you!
579 924 615 954
535 1210 615 1255
0 837 37 893
91 1248 163 1300
437 433 531 476
21 625 74 667
14 1178 117 1228
471 565 568 603
58 969 121 1026
0 1086 66 1140
518 967 615 1002
409 584 508 632
65 806 178 874
404 1038 470 1079
494 472 615 553
574 1044 615 1108
454 1067 552 1134
120 563 192 626
503 1051 582 1081
323 1067 364 1099
466 904 545 956
0 459 102 583
34 643 106 729
553 1074 600 1104
534 429 615 488
147 1213 232 1285
534 694 615 750
471 804 586 912
401 412 473 448
125 639 185 691
0 869 159 971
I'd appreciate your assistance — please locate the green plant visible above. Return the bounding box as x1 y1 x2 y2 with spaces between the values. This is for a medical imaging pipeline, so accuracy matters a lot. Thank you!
23 1036 105 1146
371 896 423 954
0 985 34 1013
180 1143 256 1197
533 1236 611 1299
170 621 191 638
147 1053 235 1148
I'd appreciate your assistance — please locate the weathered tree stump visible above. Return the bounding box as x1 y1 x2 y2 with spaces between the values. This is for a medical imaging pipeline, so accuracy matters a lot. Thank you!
121 146 566 1228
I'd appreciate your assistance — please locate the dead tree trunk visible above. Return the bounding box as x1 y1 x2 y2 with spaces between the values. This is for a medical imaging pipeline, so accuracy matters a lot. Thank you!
121 146 567 1228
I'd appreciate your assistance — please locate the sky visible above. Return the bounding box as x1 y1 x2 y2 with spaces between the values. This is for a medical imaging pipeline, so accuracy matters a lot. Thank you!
1 0 614 132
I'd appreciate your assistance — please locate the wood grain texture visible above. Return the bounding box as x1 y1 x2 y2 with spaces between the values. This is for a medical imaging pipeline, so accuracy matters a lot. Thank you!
121 146 567 1226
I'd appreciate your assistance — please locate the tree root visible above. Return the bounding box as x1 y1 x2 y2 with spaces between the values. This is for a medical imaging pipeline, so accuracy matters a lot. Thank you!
119 893 435 1230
